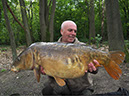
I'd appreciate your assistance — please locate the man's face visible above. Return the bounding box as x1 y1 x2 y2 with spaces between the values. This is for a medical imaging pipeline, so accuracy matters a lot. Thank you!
61 23 77 43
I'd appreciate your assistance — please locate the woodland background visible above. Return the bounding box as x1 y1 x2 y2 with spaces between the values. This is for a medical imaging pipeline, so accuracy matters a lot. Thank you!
0 0 129 95
1 0 129 62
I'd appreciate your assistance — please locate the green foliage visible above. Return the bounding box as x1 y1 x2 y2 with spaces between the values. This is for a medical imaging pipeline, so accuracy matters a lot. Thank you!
125 40 129 48
123 40 129 63
124 45 129 63
0 0 128 45
1 69 6 72
119 0 129 40
95 34 102 48
54 0 90 41
0 48 7 51
90 34 102 48
0 28 10 44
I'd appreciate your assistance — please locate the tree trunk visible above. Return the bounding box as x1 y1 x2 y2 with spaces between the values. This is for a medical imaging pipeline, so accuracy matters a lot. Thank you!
89 0 95 43
101 0 105 40
85 0 90 39
30 0 34 42
0 6 1 23
105 0 129 63
6 2 27 33
2 0 17 61
105 0 125 51
39 0 47 41
49 0 56 41
19 0 32 46
45 0 50 27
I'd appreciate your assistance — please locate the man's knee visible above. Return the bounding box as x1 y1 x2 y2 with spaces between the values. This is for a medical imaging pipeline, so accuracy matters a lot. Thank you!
81 88 94 95
42 84 54 95
42 83 71 95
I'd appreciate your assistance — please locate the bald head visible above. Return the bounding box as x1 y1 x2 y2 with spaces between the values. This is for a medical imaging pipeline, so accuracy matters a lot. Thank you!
61 20 77 30
60 20 77 43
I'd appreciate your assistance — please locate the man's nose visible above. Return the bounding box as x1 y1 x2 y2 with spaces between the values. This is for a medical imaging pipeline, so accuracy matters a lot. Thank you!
71 30 76 35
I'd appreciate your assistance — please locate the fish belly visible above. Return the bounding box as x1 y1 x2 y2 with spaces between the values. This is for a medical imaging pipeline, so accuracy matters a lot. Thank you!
41 57 86 79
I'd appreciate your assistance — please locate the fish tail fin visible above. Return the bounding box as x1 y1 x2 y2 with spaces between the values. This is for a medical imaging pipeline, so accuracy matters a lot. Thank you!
110 51 125 64
104 51 125 80
103 60 122 80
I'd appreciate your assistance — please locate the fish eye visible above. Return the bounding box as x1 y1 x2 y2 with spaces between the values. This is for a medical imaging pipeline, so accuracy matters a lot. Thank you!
17 57 20 61
11 65 15 68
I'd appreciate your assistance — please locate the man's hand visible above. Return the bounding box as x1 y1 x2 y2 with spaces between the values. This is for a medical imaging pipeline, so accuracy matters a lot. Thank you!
88 60 100 72
40 66 46 75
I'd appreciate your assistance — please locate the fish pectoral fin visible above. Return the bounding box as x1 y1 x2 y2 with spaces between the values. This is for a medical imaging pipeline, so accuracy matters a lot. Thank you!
33 66 40 82
53 76 66 86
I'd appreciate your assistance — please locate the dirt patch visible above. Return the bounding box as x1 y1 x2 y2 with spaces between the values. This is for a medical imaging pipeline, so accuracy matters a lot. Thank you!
0 46 129 96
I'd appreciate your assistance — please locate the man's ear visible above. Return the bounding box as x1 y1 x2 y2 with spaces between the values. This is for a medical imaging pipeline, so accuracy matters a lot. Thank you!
60 29 63 35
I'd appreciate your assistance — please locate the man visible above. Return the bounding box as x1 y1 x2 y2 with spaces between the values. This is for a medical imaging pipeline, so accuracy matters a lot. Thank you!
42 20 100 95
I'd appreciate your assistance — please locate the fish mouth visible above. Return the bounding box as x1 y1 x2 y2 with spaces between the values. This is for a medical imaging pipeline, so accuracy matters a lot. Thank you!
11 66 19 72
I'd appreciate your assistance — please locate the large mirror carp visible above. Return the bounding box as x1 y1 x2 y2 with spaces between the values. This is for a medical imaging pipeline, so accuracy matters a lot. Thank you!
11 42 125 86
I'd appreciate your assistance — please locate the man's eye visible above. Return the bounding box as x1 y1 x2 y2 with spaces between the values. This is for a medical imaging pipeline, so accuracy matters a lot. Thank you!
68 29 73 32
68 29 77 33
74 30 77 33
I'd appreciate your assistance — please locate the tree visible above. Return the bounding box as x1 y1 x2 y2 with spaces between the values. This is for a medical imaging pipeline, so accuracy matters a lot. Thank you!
105 0 125 51
89 0 95 42
39 0 47 41
85 0 90 39
29 0 34 41
2 0 17 61
101 0 105 40
19 0 32 46
49 0 56 41
105 0 129 63
0 0 129 46
39 0 56 41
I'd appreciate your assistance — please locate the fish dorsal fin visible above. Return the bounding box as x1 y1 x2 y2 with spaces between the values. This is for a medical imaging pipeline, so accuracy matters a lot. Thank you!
33 65 40 82
110 51 125 64
53 76 66 86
